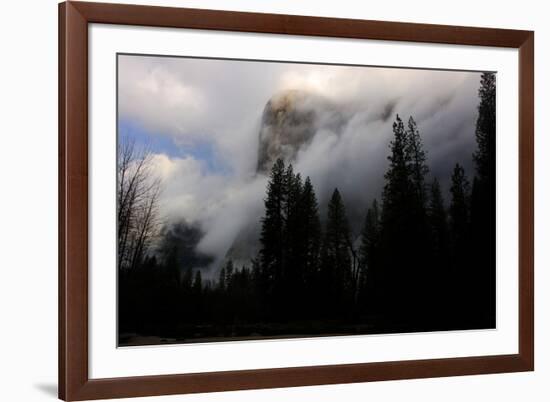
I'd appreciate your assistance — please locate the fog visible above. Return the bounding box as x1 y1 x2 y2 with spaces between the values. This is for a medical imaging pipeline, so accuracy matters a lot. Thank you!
118 54 484 272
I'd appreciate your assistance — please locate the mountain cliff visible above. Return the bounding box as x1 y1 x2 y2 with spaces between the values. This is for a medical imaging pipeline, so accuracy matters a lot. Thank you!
256 89 345 173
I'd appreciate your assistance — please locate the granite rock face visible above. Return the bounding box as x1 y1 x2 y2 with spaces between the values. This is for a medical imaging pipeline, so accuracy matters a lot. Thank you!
256 89 345 173
220 90 349 268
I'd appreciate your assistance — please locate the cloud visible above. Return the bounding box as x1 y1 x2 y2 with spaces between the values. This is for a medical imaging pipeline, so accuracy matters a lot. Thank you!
121 55 484 269
149 153 267 270
118 57 207 138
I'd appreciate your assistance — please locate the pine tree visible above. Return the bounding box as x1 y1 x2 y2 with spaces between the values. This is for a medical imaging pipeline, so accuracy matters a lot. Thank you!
283 164 303 225
428 178 450 264
283 165 303 278
470 72 497 327
250 257 262 319
301 177 322 278
218 266 226 292
297 176 322 317
405 116 429 205
473 73 496 183
193 269 203 292
359 200 380 270
280 164 304 317
382 115 410 220
320 188 353 317
358 199 380 311
381 114 430 247
379 115 409 317
181 267 193 290
427 178 452 319
260 158 309 319
224 260 234 289
449 163 470 248
259 158 286 304
404 116 432 316
324 189 351 267
448 163 472 324
378 114 431 319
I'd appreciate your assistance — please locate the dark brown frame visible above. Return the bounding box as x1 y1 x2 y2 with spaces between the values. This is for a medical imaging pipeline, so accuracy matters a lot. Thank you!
59 1 534 400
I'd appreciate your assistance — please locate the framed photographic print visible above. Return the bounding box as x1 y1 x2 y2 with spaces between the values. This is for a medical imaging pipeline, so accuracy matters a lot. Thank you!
59 1 534 400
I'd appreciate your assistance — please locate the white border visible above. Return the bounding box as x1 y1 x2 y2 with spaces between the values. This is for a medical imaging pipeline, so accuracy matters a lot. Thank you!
89 24 519 379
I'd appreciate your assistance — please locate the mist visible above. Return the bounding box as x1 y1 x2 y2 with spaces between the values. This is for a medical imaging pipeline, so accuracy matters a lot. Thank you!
118 54 483 275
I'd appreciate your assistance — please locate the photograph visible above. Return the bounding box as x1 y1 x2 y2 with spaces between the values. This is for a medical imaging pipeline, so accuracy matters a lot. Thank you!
117 54 496 347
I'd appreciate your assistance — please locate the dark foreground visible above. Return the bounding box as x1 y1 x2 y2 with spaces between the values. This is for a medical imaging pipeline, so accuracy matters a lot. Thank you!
119 317 495 347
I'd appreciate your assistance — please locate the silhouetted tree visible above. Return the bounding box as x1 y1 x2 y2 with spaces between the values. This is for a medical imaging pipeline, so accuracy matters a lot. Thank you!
470 72 497 327
320 189 353 317
282 164 304 316
378 114 431 323
294 176 322 317
473 73 496 183
193 270 203 293
428 178 450 267
117 137 162 271
358 199 380 312
382 115 410 216
218 266 227 292
427 178 452 321
225 259 234 286
259 158 286 318
406 116 429 206
449 163 470 251
448 163 472 323
301 177 322 280
405 116 433 318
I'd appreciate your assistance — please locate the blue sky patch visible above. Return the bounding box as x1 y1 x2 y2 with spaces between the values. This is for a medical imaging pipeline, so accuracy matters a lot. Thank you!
118 119 231 175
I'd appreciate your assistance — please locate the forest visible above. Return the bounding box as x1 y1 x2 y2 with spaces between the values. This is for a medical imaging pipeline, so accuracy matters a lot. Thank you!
118 73 496 346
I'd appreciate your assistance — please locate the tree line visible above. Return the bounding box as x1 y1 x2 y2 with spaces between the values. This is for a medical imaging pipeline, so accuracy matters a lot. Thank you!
119 73 496 343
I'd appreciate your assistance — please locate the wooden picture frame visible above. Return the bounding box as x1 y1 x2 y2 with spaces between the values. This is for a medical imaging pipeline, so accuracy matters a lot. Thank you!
59 1 534 400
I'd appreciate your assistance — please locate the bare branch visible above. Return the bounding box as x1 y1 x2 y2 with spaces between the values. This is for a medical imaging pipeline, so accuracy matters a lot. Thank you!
117 136 163 271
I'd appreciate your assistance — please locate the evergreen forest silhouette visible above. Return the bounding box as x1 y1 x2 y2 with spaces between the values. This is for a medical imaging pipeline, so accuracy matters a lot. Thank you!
118 73 496 346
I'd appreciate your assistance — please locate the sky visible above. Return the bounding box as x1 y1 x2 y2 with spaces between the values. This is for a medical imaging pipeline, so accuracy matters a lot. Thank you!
118 54 486 270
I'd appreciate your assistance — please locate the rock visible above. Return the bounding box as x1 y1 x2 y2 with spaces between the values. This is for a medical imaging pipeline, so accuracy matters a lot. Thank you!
256 89 343 173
